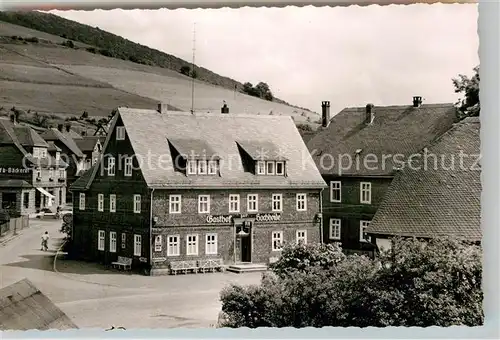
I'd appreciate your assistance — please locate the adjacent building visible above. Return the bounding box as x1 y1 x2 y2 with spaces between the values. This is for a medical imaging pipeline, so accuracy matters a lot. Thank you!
0 115 67 217
306 97 459 255
75 135 105 172
366 117 481 250
40 124 85 201
69 105 326 274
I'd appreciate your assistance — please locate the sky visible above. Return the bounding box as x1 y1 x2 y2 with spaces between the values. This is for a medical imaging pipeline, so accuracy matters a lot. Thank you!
51 4 479 113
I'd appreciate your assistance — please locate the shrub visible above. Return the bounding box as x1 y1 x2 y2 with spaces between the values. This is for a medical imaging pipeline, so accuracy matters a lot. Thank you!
219 237 483 328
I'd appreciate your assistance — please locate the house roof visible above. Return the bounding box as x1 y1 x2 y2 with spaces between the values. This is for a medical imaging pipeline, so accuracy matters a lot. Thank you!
306 103 459 176
40 128 84 158
0 278 78 330
0 119 67 169
237 140 289 161
74 108 326 190
74 136 102 152
13 126 49 148
0 179 32 188
47 141 62 152
366 117 481 241
70 164 95 191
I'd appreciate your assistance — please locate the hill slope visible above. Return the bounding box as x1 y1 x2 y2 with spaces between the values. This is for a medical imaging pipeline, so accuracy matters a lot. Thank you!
0 10 313 112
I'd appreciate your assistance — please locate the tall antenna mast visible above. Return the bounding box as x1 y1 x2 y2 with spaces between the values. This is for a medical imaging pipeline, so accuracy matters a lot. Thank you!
190 22 196 114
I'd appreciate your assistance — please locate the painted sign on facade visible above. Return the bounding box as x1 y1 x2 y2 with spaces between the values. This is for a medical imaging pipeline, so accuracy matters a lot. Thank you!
206 213 282 224
0 167 31 174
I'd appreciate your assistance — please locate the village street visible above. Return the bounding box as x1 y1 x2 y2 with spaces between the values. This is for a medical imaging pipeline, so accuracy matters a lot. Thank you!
0 219 262 329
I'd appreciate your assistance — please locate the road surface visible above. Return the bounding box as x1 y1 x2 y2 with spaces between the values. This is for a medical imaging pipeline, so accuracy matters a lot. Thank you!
0 219 262 329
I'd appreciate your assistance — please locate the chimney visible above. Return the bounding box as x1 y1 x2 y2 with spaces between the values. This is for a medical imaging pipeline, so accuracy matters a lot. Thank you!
65 122 71 132
221 102 229 114
157 103 168 114
365 104 375 124
321 101 330 127
57 123 63 132
413 96 423 108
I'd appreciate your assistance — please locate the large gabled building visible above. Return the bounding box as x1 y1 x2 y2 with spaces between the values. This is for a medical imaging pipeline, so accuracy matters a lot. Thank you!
366 117 481 250
69 104 326 275
306 97 460 255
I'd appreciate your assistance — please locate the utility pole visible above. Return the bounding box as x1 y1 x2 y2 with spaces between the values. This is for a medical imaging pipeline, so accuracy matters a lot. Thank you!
191 22 196 114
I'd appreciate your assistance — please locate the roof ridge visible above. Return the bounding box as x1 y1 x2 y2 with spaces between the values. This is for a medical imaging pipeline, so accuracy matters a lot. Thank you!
118 107 293 120
342 102 455 111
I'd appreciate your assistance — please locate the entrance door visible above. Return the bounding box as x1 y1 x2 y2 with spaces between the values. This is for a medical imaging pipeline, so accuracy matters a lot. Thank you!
236 222 252 263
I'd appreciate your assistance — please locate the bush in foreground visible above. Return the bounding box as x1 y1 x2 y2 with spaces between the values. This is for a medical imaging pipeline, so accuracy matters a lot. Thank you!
219 238 483 328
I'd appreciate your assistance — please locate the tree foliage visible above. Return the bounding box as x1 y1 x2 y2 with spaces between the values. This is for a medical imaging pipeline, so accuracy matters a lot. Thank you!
453 65 480 118
219 238 483 328
242 82 274 101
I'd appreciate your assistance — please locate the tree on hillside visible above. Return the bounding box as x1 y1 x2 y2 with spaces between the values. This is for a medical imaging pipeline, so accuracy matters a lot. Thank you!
453 65 479 118
219 237 483 328
255 82 273 101
80 111 89 119
180 65 191 76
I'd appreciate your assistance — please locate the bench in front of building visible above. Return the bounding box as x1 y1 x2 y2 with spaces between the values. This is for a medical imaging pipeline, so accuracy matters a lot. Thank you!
169 258 225 275
111 256 132 271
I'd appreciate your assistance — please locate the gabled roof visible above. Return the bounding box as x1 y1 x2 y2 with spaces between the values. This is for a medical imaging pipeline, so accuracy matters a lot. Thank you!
0 119 67 168
0 179 32 188
77 108 326 190
74 136 103 152
47 141 62 152
0 278 78 330
69 164 95 191
40 128 84 158
306 103 459 176
237 140 288 161
168 138 219 160
366 117 481 241
13 126 49 148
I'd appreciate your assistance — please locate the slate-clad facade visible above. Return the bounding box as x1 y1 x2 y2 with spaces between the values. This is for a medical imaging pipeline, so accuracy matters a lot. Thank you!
70 105 326 274
307 97 460 255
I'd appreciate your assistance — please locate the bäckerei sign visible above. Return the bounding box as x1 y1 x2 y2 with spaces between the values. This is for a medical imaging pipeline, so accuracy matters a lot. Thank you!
206 213 281 224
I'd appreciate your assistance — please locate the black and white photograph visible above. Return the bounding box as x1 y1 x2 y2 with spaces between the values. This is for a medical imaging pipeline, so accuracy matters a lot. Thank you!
0 1 484 332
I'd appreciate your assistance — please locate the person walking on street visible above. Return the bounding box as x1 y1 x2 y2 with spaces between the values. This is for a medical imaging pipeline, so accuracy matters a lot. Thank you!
41 231 49 251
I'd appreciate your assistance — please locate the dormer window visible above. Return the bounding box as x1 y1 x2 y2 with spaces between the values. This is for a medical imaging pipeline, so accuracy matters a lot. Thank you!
257 161 266 175
32 147 47 158
266 161 275 175
276 162 284 175
198 160 207 175
187 160 197 175
208 160 218 175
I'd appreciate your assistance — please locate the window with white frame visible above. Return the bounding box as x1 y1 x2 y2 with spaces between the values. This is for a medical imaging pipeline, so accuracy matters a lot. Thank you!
198 160 207 174
272 231 283 251
329 218 341 240
276 161 284 175
198 195 210 213
56 152 60 161
229 194 240 213
40 148 47 158
133 194 141 213
59 170 65 178
79 193 85 210
32 147 40 158
247 194 258 212
98 230 105 251
266 161 275 175
110 194 116 213
134 234 141 256
296 230 307 244
167 235 180 256
330 181 341 202
257 161 266 175
272 194 282 212
124 157 133 177
296 193 307 211
360 182 372 204
98 194 104 212
154 235 162 252
169 195 181 214
107 156 115 176
360 220 371 242
121 233 126 249
110 231 117 253
48 169 54 179
186 234 198 255
187 160 197 175
205 233 218 255
208 160 218 175
116 126 126 140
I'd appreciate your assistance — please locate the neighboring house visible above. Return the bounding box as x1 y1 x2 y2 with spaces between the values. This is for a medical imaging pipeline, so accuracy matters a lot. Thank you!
0 115 68 216
366 117 481 250
306 97 460 255
0 278 78 330
69 104 326 275
93 123 108 137
40 124 85 202
75 136 104 172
